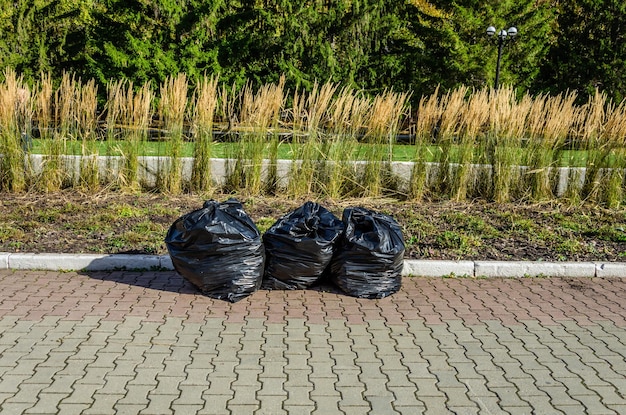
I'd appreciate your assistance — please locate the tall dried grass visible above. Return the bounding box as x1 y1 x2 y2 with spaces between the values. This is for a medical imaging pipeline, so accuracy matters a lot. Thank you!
485 87 531 203
321 86 367 198
409 86 441 200
361 89 409 197
597 100 626 207
113 80 153 189
265 76 287 194
240 76 285 194
527 91 578 200
573 91 606 202
0 69 31 191
435 86 468 196
454 88 489 201
158 74 188 193
77 79 100 190
104 79 124 184
3 72 626 206
190 74 219 192
287 81 338 197
34 72 59 191
227 77 285 195
42 72 81 190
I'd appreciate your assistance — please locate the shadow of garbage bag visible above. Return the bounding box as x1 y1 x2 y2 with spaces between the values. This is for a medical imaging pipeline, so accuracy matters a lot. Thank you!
330 206 405 299
165 198 265 302
262 201 344 290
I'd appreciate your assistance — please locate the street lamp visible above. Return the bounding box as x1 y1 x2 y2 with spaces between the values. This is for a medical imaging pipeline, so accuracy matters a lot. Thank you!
486 26 517 89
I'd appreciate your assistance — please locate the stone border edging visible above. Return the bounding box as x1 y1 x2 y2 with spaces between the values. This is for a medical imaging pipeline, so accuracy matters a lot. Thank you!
21 155 597 196
1 252 625 278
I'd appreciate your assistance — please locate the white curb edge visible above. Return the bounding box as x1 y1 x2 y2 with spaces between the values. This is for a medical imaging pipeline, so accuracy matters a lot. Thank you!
402 260 475 278
473 261 597 278
1 253 626 277
3 253 170 272
0 253 8 270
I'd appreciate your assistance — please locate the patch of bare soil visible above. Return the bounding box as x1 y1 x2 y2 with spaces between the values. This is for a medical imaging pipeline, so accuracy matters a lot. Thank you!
1 190 626 262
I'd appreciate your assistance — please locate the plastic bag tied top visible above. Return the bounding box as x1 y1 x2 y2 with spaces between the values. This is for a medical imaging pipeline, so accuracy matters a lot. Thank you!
165 198 265 302
330 206 405 299
263 201 344 290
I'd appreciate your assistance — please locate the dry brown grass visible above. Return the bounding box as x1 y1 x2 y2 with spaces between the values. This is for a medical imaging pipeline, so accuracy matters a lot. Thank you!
2 72 626 206
111 80 154 189
77 79 100 190
287 81 338 197
321 87 370 198
0 69 30 191
191 74 219 192
240 75 285 131
158 74 188 193
361 90 410 197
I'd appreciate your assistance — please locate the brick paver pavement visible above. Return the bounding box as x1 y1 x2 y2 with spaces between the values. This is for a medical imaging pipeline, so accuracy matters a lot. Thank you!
0 269 625 414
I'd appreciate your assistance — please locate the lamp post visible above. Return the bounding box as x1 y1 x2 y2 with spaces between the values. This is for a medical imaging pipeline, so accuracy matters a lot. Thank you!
486 26 517 89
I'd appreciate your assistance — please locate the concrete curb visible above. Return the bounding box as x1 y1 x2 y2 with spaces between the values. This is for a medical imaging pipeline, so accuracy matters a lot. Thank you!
1 252 626 277
473 260 597 278
402 260 475 277
0 253 8 270
1 253 171 272
595 262 626 278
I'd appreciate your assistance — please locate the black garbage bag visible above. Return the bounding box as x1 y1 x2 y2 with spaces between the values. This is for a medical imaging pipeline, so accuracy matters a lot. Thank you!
262 201 344 290
330 207 405 299
165 198 265 302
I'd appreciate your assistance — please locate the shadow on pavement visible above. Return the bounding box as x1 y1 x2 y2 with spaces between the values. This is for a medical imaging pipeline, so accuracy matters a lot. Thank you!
78 254 349 298
81 268 347 299
82 269 201 295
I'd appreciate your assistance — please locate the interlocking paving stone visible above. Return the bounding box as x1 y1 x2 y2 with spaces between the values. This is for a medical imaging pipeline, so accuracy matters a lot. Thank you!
0 270 625 414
